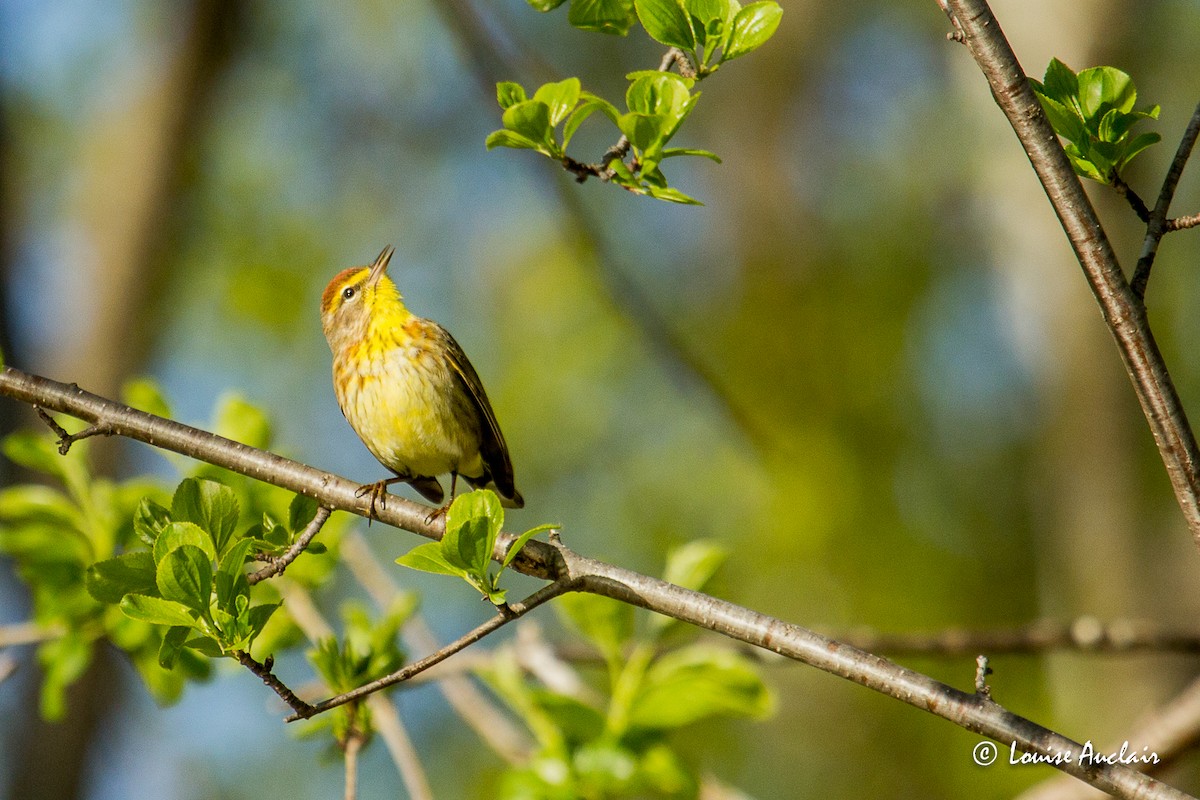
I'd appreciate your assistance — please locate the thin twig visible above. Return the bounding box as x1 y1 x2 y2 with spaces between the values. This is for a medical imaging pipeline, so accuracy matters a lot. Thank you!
1112 174 1152 223
234 650 314 717
940 0 1200 558
247 506 333 585
973 655 993 699
34 406 112 455
1131 100 1200 300
1166 212 1200 232
0 365 1189 798
287 579 573 722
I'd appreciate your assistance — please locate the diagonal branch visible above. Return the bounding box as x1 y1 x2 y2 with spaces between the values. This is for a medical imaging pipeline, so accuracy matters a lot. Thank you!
939 0 1200 555
1131 100 1200 300
0 364 1191 799
234 650 314 717
285 579 572 721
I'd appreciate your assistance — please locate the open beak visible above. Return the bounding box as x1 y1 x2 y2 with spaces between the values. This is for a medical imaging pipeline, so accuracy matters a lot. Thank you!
367 245 395 287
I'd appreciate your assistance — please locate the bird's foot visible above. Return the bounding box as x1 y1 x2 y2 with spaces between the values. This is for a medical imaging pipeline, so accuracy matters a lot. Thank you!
424 503 450 525
355 480 392 524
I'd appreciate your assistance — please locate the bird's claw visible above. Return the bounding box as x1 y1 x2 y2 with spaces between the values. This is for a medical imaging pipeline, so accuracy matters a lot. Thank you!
424 504 450 525
356 481 391 524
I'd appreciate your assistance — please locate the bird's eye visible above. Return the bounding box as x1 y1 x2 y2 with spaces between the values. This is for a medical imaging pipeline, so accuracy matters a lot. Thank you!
342 286 356 300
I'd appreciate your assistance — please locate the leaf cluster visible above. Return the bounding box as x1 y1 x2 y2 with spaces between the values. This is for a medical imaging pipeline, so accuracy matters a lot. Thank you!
89 477 291 666
486 542 773 799
395 489 555 605
303 596 417 744
0 383 346 718
488 0 782 203
1030 58 1161 184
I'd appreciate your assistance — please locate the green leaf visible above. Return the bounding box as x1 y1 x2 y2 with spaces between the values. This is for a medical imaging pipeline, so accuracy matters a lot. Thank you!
2 431 66 479
444 490 503 576
1040 58 1078 106
502 100 555 152
496 81 528 110
486 129 544 152
183 636 224 658
556 592 634 661
158 625 190 669
1119 131 1162 170
662 146 722 162
85 551 157 603
212 393 272 450
153 521 217 564
246 603 281 638
121 378 172 420
646 184 703 204
619 112 666 152
626 72 694 115
1032 91 1087 144
527 0 568 9
628 646 773 729
722 1 782 61
568 0 637 35
687 0 737 28
635 0 695 50
1067 150 1108 182
502 524 558 570
533 78 582 127
1077 66 1136 118
288 493 319 534
396 541 469 578
38 633 92 720
216 538 254 610
171 478 239 556
120 594 200 628
133 498 172 547
156 545 213 614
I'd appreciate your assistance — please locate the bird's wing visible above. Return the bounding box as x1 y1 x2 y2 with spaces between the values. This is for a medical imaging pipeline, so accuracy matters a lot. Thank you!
431 322 519 501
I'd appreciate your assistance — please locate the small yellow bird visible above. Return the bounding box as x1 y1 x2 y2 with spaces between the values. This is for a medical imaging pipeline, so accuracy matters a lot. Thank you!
320 245 524 517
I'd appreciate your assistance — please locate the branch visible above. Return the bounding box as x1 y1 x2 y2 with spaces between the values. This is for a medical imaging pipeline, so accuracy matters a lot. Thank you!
939 0 1200 556
1166 212 1200 232
1131 100 1200 299
247 506 333 585
286 579 572 721
234 650 314 718
0 365 1190 799
1112 174 1151 223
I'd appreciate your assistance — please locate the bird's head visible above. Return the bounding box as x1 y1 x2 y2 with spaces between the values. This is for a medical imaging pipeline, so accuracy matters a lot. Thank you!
320 245 407 352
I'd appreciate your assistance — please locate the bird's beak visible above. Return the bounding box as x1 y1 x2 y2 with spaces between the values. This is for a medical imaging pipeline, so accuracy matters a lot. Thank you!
367 245 395 287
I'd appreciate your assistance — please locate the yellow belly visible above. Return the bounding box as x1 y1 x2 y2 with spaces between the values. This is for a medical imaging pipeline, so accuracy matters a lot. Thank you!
334 345 483 480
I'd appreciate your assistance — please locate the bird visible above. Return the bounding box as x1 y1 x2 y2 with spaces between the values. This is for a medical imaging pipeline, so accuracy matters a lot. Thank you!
320 244 524 519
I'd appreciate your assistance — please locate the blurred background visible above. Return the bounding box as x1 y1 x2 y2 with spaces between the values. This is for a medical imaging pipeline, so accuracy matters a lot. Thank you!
3 0 1200 797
